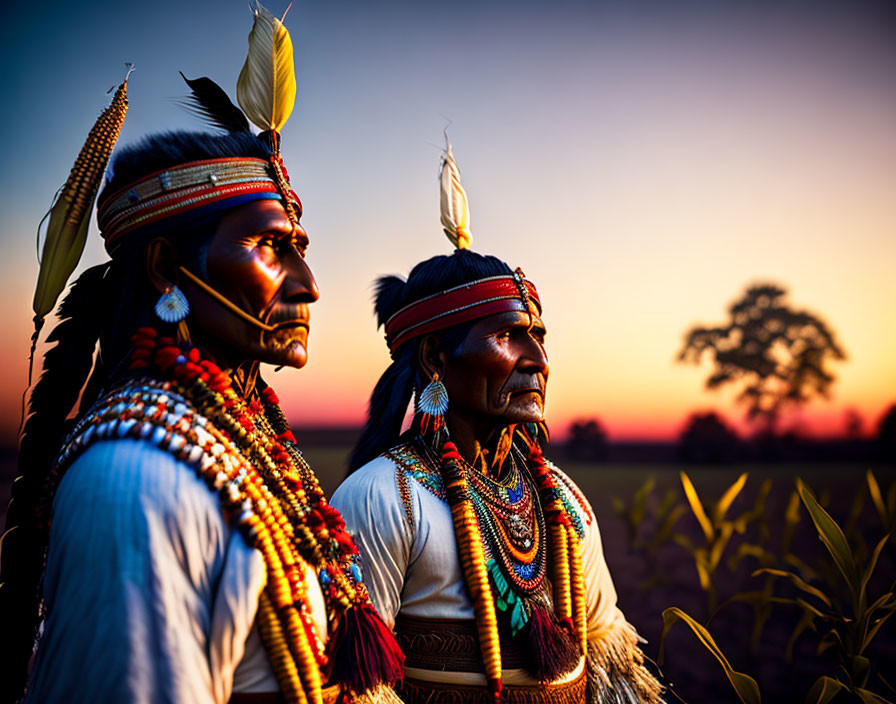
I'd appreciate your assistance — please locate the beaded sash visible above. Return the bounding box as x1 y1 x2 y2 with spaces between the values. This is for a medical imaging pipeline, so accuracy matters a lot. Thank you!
49 378 362 703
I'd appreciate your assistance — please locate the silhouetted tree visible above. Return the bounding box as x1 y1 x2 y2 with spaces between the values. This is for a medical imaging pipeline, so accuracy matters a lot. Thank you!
877 404 896 462
567 419 608 461
843 407 864 439
678 283 845 434
677 411 742 463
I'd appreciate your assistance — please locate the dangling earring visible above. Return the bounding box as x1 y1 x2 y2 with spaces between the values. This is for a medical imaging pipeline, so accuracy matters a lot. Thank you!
155 285 191 344
418 372 449 434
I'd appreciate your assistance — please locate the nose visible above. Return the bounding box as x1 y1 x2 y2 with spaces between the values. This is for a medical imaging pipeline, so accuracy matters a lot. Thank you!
519 334 549 380
281 244 320 304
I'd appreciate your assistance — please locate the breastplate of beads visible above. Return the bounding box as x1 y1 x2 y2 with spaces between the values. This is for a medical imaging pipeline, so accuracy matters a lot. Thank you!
466 451 547 594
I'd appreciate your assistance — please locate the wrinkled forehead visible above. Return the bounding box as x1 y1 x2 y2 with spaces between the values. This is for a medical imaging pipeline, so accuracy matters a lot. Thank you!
473 305 545 333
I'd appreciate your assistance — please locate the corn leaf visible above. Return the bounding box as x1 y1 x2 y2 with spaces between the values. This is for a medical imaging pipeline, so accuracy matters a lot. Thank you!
787 610 817 661
867 472 886 525
695 549 712 590
659 607 761 704
710 523 735 570
681 471 714 542
611 496 626 516
753 568 832 607
853 688 893 704
673 532 696 552
783 489 803 553
657 487 678 518
728 543 775 570
715 472 748 522
784 552 818 581
860 534 890 606
797 479 860 594
655 505 686 544
796 597 830 620
861 606 896 653
804 676 845 704
851 655 871 689
866 592 896 614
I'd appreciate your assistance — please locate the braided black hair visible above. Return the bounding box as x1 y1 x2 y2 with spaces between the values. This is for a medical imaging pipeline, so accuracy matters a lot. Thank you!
348 249 513 473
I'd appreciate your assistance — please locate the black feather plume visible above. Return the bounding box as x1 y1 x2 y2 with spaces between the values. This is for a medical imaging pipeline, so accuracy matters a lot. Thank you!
179 72 251 134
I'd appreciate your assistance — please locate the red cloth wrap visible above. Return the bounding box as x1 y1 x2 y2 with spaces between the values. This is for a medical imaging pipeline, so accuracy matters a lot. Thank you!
385 276 541 353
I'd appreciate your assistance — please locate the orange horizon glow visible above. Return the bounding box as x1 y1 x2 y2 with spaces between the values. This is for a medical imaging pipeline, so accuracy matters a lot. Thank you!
1 3 894 449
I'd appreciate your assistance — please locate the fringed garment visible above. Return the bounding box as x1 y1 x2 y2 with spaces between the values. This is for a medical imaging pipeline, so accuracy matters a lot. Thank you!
331 440 664 703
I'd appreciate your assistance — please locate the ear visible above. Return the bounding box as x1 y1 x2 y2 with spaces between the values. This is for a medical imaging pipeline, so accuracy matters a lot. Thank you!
418 335 448 381
146 238 180 295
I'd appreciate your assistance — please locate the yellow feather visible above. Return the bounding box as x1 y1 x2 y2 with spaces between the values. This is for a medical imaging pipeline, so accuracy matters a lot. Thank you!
439 134 472 250
237 2 297 134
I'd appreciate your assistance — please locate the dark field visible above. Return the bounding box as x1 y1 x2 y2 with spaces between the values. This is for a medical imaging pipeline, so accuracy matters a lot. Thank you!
2 445 894 703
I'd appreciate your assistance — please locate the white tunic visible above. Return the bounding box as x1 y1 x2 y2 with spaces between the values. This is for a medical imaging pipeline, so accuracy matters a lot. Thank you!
330 453 630 687
26 438 327 704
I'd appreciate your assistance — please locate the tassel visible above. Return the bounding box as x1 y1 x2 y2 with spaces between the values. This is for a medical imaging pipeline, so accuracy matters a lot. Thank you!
328 602 404 697
527 601 580 683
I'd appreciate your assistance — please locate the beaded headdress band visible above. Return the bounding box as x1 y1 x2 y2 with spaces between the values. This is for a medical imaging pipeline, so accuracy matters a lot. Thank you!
385 136 542 354
385 271 541 352
98 157 301 251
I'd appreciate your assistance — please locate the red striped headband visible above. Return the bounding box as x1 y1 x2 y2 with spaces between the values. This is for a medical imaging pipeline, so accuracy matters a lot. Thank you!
384 269 541 353
97 157 302 251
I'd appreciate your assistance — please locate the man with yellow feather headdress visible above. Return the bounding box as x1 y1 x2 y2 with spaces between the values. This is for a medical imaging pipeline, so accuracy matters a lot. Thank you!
0 5 403 703
331 137 665 703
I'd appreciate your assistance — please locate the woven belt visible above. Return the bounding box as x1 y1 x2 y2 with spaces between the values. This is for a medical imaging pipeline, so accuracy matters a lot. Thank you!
395 614 532 671
229 683 341 704
398 672 587 704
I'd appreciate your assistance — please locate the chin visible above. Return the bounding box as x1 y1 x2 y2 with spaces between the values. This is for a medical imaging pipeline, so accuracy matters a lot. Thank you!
260 337 309 369
502 395 545 423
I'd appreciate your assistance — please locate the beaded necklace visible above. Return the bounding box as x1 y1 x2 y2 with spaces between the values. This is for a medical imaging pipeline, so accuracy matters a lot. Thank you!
45 328 403 704
420 427 586 700
465 449 548 635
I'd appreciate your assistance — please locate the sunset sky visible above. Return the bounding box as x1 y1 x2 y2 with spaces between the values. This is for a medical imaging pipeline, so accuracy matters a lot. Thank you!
1 0 894 444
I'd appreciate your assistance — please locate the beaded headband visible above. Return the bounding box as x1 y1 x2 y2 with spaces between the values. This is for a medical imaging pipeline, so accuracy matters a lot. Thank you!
385 269 541 353
97 157 301 251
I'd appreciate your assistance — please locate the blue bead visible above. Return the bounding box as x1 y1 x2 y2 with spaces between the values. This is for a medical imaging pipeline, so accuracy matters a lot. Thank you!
350 564 363 583
319 569 331 585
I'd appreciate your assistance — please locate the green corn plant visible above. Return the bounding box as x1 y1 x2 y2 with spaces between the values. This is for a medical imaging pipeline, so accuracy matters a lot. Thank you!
723 480 796 653
674 471 754 613
647 487 687 558
866 470 896 535
612 477 655 549
754 478 896 703
659 606 761 704
613 478 686 589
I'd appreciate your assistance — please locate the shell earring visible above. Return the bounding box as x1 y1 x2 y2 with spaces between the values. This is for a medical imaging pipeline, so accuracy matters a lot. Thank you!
155 285 189 323
155 285 191 345
418 372 449 433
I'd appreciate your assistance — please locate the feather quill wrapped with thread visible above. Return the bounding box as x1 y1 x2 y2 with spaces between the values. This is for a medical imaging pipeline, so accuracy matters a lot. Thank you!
440 134 472 250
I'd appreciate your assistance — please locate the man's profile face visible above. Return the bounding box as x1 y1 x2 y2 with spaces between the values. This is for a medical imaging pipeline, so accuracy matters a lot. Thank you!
441 302 549 426
185 199 319 369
